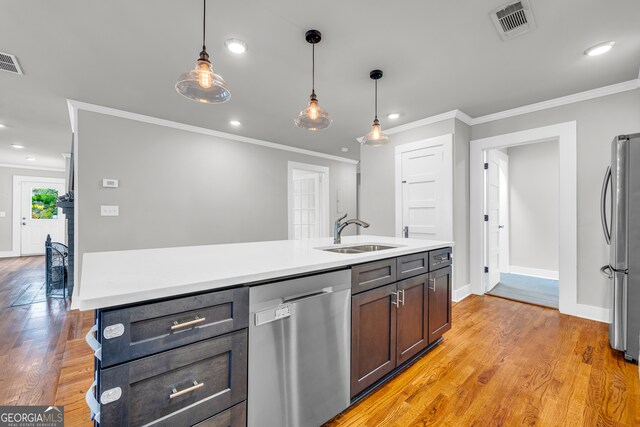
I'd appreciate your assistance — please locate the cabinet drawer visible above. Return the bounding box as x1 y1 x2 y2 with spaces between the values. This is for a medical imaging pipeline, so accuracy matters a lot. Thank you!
194 401 246 427
99 287 249 367
397 252 430 280
99 329 247 427
351 258 397 295
429 247 452 271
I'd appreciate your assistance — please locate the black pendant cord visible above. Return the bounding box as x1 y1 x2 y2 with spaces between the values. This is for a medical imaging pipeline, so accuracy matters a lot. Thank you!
202 0 207 50
374 79 378 121
311 43 315 95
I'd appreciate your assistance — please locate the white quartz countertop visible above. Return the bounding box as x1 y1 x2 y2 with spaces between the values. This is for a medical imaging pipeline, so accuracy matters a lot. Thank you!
73 235 454 311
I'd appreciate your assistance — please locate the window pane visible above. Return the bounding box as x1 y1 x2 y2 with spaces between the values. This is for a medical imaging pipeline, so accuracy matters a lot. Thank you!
32 188 58 219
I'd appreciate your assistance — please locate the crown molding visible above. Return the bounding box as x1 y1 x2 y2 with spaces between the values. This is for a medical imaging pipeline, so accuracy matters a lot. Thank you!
356 79 640 140
0 163 65 172
470 79 640 125
66 100 359 165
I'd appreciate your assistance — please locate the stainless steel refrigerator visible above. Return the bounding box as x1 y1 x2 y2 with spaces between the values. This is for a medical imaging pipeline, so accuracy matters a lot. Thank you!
601 133 640 362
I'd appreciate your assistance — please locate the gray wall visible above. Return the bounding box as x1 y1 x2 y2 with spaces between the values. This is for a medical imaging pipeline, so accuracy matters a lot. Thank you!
0 166 66 252
473 88 640 308
77 111 357 271
360 118 471 291
506 141 559 272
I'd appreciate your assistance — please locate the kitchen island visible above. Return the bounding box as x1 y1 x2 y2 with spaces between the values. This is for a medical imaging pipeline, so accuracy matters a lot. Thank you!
77 235 454 426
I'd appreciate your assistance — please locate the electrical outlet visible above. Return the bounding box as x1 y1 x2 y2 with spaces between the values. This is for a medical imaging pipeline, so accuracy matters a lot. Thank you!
101 205 119 216
0 211 5 217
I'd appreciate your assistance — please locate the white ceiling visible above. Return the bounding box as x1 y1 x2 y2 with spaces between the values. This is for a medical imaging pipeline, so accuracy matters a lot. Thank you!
1 0 639 168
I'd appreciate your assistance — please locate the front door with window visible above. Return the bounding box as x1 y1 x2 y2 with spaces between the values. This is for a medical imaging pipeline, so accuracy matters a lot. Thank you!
21 181 66 255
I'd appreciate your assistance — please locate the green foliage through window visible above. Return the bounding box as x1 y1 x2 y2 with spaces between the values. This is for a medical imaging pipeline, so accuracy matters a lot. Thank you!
32 188 59 219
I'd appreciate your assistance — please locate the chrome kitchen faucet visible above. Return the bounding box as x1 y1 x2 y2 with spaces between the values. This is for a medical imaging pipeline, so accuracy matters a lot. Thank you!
333 213 370 244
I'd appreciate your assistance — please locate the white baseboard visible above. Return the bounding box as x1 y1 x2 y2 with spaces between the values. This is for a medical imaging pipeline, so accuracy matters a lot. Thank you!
453 284 472 303
568 304 611 324
508 265 559 280
0 250 19 258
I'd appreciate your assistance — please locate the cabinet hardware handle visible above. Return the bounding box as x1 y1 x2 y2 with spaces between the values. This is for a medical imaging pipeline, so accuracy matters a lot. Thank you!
400 289 405 306
171 316 206 330
391 291 399 307
170 381 204 399
428 278 436 291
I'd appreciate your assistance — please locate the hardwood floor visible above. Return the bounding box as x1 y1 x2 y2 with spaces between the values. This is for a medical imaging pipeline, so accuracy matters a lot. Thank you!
1 256 638 426
326 295 640 427
0 256 93 425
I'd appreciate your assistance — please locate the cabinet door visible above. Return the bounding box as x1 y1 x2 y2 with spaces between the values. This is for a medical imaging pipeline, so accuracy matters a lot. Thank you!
351 283 397 398
396 274 429 365
428 266 452 344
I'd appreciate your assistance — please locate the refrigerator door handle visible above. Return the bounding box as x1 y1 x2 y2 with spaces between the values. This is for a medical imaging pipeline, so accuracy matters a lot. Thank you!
600 265 614 279
601 166 612 245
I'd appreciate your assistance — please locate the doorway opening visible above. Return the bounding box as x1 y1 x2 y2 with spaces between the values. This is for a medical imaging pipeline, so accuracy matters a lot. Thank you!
287 162 330 240
483 140 560 309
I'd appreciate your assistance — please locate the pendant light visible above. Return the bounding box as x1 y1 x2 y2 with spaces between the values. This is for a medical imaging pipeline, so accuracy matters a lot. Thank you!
294 30 331 130
175 0 231 103
360 70 391 146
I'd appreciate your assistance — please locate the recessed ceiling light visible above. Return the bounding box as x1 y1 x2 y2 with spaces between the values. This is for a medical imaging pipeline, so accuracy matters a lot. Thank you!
11 144 25 149
25 156 36 161
584 41 615 56
229 120 241 126
0 124 6 128
225 38 248 54
387 113 400 120
341 147 349 152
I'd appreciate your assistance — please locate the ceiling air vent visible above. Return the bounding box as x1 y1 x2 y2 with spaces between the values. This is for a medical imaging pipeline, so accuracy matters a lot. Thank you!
0 52 24 75
491 0 537 41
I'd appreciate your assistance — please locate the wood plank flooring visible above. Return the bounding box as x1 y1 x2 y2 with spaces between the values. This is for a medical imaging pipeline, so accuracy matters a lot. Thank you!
325 295 640 427
1 256 638 426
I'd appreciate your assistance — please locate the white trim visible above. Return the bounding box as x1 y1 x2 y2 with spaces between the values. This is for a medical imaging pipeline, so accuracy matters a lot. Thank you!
508 266 559 281
9 175 66 257
394 134 454 239
361 79 639 138
66 100 359 165
356 110 470 143
470 121 579 318
287 162 330 239
453 284 472 303
574 304 611 324
471 79 640 125
0 163 65 172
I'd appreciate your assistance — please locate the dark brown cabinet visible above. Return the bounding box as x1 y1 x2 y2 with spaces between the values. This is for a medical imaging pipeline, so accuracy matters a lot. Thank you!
351 282 397 397
396 274 429 365
351 248 452 399
428 265 452 343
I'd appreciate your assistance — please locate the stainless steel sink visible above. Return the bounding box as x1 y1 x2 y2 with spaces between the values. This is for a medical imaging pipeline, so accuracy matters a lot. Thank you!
320 244 399 254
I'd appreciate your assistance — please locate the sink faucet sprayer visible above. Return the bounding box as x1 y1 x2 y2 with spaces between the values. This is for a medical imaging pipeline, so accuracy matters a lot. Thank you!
333 213 370 244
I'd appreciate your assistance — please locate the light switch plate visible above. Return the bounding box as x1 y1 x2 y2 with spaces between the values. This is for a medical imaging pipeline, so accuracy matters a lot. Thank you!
101 205 119 216
102 178 119 188
0 211 5 217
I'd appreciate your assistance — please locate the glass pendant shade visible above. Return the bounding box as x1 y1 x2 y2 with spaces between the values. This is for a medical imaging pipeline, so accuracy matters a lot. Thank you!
176 51 231 103
295 93 332 130
175 0 230 104
361 119 391 146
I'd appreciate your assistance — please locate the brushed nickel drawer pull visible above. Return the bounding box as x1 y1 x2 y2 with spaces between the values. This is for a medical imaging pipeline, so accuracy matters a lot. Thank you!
171 316 206 330
391 291 399 307
170 381 204 399
428 278 436 291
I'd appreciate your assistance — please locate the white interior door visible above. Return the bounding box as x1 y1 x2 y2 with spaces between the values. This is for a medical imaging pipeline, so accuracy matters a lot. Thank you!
485 150 509 291
21 180 66 255
287 162 330 240
400 145 452 240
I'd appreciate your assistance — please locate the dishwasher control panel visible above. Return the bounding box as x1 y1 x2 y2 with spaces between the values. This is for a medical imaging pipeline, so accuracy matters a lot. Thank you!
255 303 292 326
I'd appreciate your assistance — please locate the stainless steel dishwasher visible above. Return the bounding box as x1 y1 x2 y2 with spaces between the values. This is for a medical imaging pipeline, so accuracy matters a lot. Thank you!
248 270 351 427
